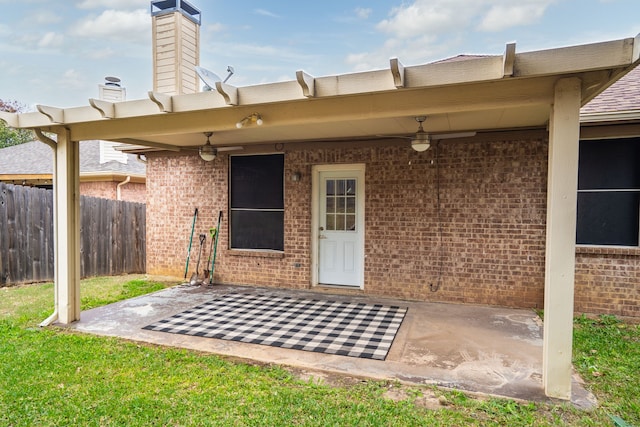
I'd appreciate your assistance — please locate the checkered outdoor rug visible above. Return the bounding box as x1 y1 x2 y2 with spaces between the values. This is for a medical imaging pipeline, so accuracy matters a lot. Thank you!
143 293 407 360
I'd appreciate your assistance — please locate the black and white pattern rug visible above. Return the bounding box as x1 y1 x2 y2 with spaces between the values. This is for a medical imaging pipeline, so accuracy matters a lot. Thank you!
143 293 407 360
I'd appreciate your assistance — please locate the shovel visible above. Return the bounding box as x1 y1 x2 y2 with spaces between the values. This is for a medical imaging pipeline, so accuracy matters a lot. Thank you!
190 233 206 285
203 226 217 280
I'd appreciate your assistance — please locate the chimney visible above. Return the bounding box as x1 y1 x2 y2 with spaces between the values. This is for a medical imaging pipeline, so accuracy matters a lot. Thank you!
151 0 201 95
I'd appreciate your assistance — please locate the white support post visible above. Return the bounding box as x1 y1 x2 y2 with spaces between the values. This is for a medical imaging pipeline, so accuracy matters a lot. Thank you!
543 77 581 400
55 129 81 324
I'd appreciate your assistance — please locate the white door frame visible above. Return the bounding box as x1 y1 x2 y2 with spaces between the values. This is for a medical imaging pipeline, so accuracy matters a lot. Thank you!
311 163 366 288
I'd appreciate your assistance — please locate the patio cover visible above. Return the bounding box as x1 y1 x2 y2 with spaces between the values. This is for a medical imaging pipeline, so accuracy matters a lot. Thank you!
2 35 639 400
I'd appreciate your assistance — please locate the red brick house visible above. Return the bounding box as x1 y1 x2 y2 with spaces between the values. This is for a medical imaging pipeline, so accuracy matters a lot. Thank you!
0 139 146 203
141 68 640 318
0 79 146 203
1 0 639 400
575 67 640 317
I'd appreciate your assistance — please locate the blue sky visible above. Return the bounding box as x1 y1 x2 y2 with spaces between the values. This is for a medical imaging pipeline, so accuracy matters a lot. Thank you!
0 0 639 109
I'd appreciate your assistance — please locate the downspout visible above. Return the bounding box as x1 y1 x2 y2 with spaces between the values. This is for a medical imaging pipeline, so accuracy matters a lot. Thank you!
116 175 131 201
34 129 59 327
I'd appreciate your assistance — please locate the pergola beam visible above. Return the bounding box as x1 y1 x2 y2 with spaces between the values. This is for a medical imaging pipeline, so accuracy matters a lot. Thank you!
6 37 635 130
503 42 516 77
64 76 558 141
148 91 173 112
112 138 182 151
37 105 64 123
215 81 238 105
390 58 405 88
296 70 315 98
0 111 19 127
89 98 115 119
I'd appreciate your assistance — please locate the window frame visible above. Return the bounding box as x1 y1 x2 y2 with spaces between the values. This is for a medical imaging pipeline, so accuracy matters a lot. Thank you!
229 153 285 252
576 137 640 247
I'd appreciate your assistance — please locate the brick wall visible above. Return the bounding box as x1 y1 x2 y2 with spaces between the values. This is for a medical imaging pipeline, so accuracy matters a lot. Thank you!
80 181 116 200
575 247 640 317
79 181 146 203
146 131 556 310
119 182 146 203
146 154 226 277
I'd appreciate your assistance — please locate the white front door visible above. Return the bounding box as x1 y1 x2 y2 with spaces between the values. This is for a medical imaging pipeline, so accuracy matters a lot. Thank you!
314 165 365 288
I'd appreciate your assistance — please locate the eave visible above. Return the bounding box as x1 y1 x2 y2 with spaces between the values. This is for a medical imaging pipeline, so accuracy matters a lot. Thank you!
1 36 639 151
0 172 145 184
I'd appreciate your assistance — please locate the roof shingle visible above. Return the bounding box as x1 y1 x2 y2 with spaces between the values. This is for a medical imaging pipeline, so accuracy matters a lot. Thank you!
0 140 145 175
581 66 640 114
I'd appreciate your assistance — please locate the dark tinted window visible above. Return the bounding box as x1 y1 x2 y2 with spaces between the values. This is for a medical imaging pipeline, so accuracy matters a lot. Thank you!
230 154 284 251
577 138 640 246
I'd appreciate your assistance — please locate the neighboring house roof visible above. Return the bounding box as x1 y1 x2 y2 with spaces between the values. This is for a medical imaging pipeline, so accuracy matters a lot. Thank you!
0 140 146 177
582 66 640 114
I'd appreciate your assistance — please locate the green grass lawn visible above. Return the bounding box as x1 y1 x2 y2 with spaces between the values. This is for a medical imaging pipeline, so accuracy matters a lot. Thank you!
1 276 638 426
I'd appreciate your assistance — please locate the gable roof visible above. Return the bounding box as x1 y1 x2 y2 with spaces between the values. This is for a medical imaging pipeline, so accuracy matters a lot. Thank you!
0 140 146 176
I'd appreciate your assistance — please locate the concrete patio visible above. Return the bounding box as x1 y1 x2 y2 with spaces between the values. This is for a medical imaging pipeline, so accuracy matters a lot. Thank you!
68 283 595 407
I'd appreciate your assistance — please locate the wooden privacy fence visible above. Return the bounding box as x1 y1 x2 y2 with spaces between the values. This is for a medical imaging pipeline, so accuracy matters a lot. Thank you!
0 183 146 286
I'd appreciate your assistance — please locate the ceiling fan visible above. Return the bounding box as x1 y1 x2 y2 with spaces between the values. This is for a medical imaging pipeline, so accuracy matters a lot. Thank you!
383 116 476 151
187 132 243 161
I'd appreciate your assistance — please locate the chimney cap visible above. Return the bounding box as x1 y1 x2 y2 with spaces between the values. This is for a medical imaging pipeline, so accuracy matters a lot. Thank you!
150 0 201 25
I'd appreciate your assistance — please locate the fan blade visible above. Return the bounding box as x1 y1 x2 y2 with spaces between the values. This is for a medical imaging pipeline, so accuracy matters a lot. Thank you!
375 134 412 139
181 146 244 152
217 146 244 152
431 132 476 140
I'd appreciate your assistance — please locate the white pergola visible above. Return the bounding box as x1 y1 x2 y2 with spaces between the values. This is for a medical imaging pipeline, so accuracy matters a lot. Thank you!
2 36 639 400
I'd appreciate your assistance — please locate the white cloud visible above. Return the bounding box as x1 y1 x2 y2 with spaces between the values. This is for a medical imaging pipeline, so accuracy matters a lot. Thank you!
206 22 226 33
345 33 443 72
70 9 149 44
214 42 312 63
348 0 556 71
85 47 117 60
38 32 64 48
76 0 148 9
60 68 88 90
14 33 46 49
254 9 281 19
31 10 62 25
377 0 476 39
479 1 554 32
355 7 372 20
376 0 555 39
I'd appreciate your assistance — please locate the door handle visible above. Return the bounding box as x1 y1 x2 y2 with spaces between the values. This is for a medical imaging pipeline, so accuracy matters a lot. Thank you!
319 226 324 231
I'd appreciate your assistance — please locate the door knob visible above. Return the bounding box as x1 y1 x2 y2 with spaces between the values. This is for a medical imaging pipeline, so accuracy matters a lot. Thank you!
319 226 324 231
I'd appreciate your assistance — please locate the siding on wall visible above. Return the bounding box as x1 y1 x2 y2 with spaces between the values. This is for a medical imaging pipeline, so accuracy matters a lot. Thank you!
146 132 552 309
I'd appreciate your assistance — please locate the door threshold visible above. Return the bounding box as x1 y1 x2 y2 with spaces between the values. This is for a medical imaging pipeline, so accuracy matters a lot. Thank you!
315 284 363 291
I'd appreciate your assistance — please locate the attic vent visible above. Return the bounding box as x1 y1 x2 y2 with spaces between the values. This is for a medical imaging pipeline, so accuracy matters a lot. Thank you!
99 76 126 102
100 141 128 164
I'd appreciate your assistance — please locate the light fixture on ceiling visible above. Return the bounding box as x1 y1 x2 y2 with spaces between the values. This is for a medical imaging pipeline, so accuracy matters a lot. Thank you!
236 113 263 128
411 116 430 152
199 132 217 161
376 116 476 150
